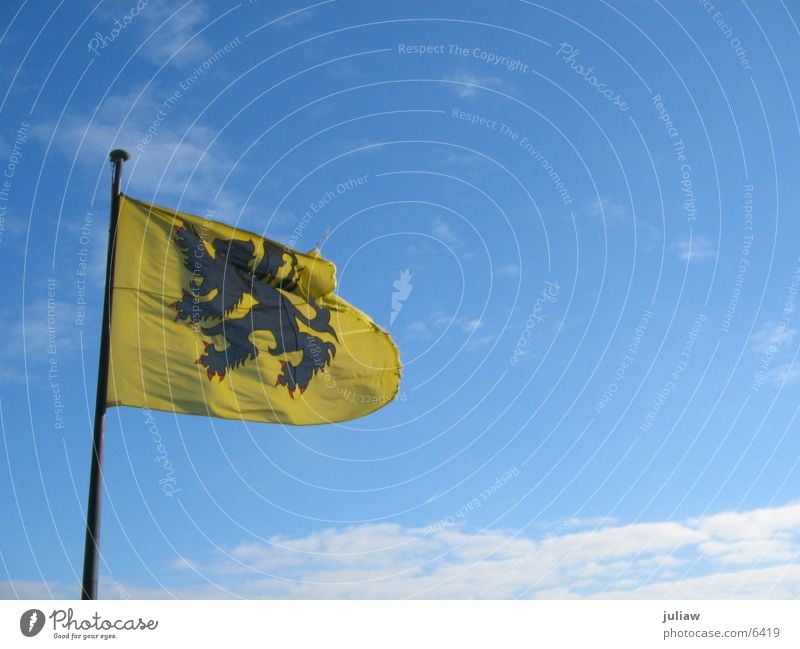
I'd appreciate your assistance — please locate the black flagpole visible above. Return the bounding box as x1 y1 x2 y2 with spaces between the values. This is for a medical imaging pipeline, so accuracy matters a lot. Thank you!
81 149 128 600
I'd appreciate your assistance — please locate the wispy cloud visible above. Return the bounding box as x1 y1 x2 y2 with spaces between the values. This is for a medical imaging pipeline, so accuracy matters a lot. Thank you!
672 235 716 262
585 198 660 249
436 149 487 167
140 2 213 67
0 579 75 599
0 291 89 385
38 88 241 212
494 264 519 278
588 197 628 222
749 322 798 357
404 311 485 344
434 314 482 334
444 73 502 99
20 297 80 357
768 362 800 385
403 320 430 338
748 322 800 386
431 217 459 243
270 8 316 29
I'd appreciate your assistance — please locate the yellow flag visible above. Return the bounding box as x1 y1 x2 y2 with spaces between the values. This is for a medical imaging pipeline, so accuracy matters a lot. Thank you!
107 195 402 425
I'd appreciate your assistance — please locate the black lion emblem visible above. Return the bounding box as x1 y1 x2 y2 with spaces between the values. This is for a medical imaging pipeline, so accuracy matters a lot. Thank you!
169 223 337 397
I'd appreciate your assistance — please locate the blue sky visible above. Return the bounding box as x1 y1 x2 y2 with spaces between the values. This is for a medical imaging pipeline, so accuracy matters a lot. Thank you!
2 0 800 599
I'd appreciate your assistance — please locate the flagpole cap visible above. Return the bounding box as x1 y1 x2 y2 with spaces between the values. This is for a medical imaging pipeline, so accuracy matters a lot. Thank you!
109 149 130 162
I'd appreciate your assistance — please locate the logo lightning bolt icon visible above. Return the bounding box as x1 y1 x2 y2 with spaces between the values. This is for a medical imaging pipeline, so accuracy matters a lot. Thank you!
19 608 45 637
390 269 413 326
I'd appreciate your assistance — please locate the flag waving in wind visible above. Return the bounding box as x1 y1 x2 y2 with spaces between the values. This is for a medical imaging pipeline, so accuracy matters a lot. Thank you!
107 195 401 425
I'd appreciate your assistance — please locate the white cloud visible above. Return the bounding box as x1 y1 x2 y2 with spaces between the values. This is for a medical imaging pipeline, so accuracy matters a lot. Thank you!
747 323 800 385
90 1 213 67
38 88 241 212
20 297 80 356
466 334 495 348
270 8 317 29
749 322 798 357
436 149 487 167
0 292 90 385
698 538 795 565
63 500 800 599
585 198 660 249
170 557 198 571
672 235 716 262
403 320 430 339
404 313 486 345
10 503 800 600
0 579 74 599
599 565 800 599
434 314 481 333
588 197 627 222
462 319 482 333
494 264 519 278
140 2 213 67
444 73 502 99
431 217 459 243
694 502 800 540
769 362 800 385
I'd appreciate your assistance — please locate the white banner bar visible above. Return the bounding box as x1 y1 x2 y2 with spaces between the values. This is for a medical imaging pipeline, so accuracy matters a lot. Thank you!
2 600 798 647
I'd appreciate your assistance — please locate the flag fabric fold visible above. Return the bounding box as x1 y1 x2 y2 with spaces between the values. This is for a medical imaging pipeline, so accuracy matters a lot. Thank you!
107 195 401 425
